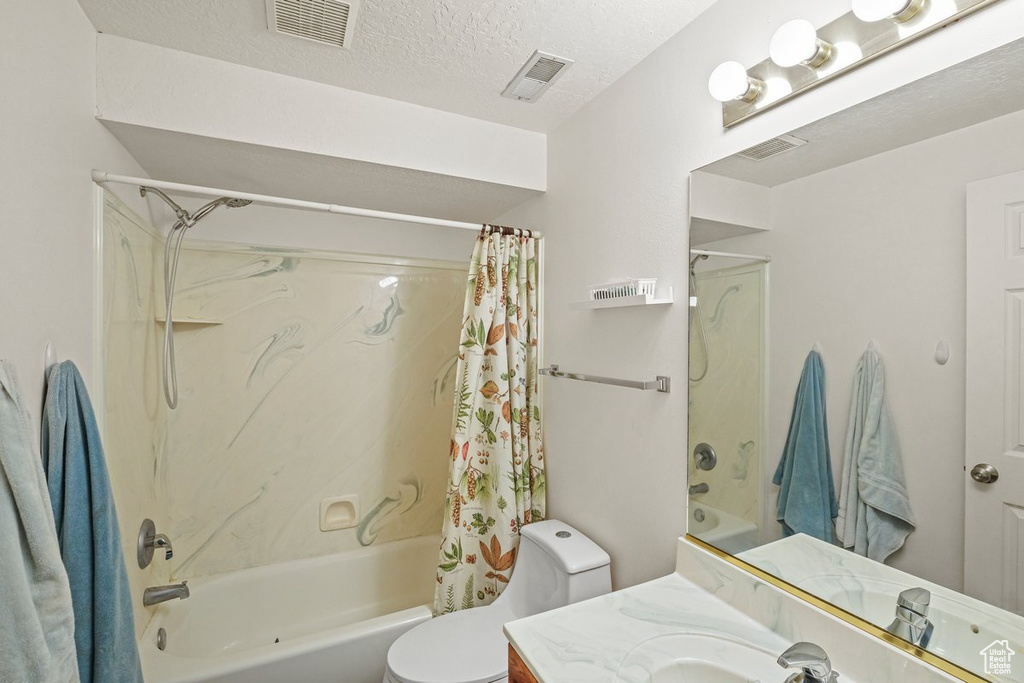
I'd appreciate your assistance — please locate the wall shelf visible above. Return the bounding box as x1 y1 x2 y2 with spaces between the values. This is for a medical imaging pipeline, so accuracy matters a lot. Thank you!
571 287 674 310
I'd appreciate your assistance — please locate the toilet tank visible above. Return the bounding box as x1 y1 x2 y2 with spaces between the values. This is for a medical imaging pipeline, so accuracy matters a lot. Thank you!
496 519 611 618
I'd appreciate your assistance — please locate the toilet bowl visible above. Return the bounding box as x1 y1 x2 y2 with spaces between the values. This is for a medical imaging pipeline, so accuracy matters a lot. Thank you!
383 519 611 683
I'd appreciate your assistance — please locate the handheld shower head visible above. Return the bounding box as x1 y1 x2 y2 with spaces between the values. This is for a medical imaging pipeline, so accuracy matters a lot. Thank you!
191 196 251 222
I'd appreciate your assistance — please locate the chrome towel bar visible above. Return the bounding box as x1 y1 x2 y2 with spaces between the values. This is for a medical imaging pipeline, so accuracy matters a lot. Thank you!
539 365 671 393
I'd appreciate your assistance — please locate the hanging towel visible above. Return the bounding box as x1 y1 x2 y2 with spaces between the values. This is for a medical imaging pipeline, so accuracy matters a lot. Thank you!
0 360 80 683
773 350 838 542
43 361 144 683
836 346 916 562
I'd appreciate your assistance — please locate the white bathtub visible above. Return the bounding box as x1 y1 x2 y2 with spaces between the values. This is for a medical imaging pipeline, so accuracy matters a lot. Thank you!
139 535 440 683
688 502 760 555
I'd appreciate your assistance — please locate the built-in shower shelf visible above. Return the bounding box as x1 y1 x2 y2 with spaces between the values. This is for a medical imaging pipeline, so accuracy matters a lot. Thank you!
571 287 674 310
154 316 223 326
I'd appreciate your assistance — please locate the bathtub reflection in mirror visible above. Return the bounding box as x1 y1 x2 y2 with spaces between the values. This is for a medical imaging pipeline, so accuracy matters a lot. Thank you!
687 36 1024 682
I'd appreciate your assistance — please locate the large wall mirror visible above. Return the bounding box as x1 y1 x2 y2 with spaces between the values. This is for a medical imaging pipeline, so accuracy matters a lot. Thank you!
687 36 1024 682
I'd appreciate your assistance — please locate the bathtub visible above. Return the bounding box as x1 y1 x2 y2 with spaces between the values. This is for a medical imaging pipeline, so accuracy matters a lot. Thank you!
139 535 440 683
688 502 760 555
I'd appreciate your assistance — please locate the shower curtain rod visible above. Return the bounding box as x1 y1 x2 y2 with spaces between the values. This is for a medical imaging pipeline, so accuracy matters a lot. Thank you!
91 170 543 237
690 248 771 263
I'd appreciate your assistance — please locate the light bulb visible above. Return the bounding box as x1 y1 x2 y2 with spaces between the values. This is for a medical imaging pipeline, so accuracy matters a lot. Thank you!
708 61 764 103
769 19 834 69
852 0 925 22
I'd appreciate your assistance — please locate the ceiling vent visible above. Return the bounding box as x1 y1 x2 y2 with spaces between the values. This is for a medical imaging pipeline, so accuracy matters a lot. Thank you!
501 50 575 103
266 0 355 49
737 134 808 161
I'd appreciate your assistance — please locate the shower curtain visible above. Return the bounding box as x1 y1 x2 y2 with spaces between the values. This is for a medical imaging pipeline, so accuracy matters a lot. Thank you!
434 228 545 615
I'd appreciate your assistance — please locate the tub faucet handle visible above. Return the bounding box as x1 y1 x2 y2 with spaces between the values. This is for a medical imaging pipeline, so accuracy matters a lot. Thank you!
138 519 174 568
151 534 173 560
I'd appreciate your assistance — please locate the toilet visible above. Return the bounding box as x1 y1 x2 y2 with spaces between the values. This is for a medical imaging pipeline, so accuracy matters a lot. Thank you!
383 519 611 683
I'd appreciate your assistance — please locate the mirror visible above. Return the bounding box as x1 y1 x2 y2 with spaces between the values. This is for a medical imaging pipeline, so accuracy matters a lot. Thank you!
687 36 1024 682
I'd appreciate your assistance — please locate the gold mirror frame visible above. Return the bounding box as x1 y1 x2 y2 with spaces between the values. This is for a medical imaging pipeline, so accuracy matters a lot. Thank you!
687 535 986 682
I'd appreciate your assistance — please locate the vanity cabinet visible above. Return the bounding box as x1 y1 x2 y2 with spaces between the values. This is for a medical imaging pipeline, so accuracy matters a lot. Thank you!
508 644 539 683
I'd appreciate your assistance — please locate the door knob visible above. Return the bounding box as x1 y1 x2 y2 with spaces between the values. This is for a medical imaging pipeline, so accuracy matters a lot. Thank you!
971 463 999 484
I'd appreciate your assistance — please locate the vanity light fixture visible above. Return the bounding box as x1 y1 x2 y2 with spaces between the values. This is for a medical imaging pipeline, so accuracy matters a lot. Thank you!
852 0 927 22
709 0 1001 128
769 19 835 68
708 61 765 103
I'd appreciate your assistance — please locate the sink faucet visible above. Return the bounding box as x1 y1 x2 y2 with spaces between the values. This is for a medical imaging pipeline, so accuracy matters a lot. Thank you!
688 483 709 495
778 642 840 683
143 581 190 607
886 587 933 648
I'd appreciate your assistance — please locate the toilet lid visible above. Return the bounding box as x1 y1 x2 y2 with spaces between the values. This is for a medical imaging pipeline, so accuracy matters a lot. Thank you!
387 604 515 683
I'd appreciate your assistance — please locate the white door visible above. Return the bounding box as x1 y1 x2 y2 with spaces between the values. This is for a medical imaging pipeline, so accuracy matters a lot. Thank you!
966 169 1024 614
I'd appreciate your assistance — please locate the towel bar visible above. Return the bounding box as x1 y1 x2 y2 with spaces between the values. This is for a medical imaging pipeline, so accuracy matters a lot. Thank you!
539 365 671 393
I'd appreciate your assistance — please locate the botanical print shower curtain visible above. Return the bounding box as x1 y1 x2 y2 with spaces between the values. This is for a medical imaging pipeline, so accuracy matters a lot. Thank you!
434 229 546 615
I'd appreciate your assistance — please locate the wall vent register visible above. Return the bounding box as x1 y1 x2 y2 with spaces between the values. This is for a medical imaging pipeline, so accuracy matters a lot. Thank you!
737 134 808 161
267 0 355 49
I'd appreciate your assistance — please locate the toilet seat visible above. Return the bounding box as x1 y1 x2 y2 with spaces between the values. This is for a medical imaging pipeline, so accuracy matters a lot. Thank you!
385 603 516 683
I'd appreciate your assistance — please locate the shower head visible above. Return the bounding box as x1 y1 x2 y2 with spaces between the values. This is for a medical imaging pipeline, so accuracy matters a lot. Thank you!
690 253 710 270
139 186 252 229
191 196 252 222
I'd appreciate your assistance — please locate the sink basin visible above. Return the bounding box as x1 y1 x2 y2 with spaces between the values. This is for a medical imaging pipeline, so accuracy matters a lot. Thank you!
800 574 1024 672
615 634 788 683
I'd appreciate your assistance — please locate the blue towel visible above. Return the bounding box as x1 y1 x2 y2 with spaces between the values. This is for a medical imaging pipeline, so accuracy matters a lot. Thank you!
836 346 916 562
772 351 838 542
43 361 144 683
0 360 80 683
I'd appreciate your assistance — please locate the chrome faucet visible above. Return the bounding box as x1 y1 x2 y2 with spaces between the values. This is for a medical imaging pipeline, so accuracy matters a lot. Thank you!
886 587 933 648
688 483 709 495
143 581 189 607
778 642 840 683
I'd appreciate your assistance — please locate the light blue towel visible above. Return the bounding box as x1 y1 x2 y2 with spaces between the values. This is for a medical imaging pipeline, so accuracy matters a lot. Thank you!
773 350 838 542
43 361 144 683
836 346 916 562
0 360 80 683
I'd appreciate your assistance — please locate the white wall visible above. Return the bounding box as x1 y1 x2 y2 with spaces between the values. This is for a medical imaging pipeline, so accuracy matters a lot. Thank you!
96 35 546 192
498 0 1024 590
0 2 146 420
705 106 1024 591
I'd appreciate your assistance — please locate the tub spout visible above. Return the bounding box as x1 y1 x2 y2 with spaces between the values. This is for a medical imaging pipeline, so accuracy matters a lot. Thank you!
144 581 189 607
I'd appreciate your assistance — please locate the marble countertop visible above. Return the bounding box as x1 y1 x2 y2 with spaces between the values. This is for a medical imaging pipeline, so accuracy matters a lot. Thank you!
503 572 792 682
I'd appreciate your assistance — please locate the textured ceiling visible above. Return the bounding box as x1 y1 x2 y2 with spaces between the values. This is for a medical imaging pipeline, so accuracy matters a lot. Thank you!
77 0 716 132
702 37 1024 186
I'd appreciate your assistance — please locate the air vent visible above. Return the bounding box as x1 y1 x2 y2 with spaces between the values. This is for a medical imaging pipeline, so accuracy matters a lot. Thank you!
737 134 808 161
266 0 355 49
501 51 575 103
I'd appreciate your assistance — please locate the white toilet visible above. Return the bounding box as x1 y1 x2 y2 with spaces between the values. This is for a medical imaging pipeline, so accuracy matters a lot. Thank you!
383 519 611 683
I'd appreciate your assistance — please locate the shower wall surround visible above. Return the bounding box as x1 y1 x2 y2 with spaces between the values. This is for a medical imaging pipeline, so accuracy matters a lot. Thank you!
688 264 766 531
161 242 466 578
103 193 467 582
102 192 169 635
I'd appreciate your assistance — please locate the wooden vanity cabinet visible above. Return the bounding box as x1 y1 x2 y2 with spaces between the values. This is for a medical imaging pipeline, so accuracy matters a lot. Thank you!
508 644 540 683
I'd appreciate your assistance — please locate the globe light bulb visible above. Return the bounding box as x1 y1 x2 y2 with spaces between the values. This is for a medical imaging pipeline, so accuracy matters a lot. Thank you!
707 61 763 103
769 19 834 69
852 0 925 23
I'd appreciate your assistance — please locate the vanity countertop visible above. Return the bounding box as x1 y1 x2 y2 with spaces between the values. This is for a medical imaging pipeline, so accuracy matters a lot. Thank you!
503 571 791 682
